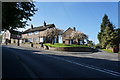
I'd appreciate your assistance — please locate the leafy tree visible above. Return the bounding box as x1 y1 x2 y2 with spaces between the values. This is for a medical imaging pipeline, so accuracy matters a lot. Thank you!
87 40 94 47
2 2 37 33
71 31 88 45
95 43 101 49
44 28 64 44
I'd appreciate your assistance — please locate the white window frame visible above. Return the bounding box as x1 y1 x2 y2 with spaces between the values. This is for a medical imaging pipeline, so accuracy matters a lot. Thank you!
28 32 32 36
34 31 39 35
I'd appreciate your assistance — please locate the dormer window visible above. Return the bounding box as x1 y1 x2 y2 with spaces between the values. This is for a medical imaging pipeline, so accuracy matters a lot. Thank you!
34 31 39 34
28 32 32 36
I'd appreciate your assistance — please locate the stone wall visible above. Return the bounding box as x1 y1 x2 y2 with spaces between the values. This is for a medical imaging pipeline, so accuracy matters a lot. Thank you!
33 44 40 48
46 46 95 52
8 43 18 46
5 43 95 52
20 43 32 47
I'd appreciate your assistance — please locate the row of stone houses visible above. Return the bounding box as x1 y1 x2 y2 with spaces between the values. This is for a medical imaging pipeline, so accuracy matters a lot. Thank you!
2 21 84 45
22 21 58 43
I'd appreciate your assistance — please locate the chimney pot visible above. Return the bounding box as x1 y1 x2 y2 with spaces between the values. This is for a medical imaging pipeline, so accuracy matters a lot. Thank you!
73 27 76 31
44 21 46 26
31 24 33 29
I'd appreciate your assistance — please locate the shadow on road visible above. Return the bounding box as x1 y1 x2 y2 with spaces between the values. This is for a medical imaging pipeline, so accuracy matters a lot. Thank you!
2 46 120 79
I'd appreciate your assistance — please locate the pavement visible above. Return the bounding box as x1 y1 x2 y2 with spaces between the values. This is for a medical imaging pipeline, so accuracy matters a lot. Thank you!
2 45 120 79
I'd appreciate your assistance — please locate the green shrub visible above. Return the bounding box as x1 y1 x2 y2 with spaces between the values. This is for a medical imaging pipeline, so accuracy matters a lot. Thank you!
95 44 101 49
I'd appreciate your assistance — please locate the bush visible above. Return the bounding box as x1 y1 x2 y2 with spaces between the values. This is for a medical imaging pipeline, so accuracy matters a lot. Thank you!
95 44 102 49
106 44 112 49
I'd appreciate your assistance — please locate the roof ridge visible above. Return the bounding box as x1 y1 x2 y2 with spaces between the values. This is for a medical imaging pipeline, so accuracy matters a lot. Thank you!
22 24 55 34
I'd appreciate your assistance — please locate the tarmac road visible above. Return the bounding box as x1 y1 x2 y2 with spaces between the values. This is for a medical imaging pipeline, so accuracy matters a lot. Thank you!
2 45 120 79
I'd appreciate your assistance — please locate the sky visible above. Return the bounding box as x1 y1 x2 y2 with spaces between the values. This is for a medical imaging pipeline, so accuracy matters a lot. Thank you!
19 2 118 44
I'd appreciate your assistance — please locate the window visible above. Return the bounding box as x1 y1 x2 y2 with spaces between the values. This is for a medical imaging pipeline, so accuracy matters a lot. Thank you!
66 34 70 37
40 37 43 43
34 31 39 35
64 34 66 37
33 37 39 42
28 38 32 42
28 32 32 36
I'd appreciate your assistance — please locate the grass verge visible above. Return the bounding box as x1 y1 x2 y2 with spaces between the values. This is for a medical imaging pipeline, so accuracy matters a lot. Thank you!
102 49 113 53
102 49 120 54
44 43 89 48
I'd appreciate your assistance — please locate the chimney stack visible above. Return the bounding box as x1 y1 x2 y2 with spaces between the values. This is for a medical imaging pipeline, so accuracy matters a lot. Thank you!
73 27 76 31
31 24 33 29
44 21 46 26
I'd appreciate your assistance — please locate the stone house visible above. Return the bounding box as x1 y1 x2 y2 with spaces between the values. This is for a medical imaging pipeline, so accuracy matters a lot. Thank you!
62 27 76 44
62 27 85 44
22 22 60 43
2 30 22 44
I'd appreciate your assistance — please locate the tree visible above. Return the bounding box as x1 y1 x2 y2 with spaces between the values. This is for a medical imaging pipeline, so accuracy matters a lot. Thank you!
109 28 120 48
95 43 102 49
87 40 94 47
98 14 109 48
98 14 114 48
2 2 37 32
98 14 120 49
44 28 64 44
71 31 88 45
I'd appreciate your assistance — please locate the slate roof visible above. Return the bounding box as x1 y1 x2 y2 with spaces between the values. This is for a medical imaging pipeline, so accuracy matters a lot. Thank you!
9 30 22 35
62 27 74 34
22 24 55 34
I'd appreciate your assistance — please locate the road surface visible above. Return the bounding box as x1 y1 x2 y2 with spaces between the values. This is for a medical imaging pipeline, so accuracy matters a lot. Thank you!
2 45 120 79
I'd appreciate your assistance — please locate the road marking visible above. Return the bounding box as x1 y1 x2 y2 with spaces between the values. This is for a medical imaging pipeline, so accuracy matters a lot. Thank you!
42 54 120 77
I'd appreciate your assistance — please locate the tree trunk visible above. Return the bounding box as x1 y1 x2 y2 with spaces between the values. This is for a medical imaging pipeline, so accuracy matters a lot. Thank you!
56 36 59 43
17 39 19 46
78 39 80 45
52 37 54 44
71 39 73 44
5 39 8 45
82 40 85 45
69 40 70 44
